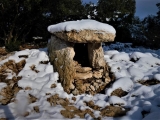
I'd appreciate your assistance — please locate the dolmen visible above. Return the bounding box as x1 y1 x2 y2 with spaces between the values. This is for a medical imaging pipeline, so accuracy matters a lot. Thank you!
48 19 116 95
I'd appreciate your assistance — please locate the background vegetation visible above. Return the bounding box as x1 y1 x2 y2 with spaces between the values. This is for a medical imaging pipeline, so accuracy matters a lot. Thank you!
0 0 159 51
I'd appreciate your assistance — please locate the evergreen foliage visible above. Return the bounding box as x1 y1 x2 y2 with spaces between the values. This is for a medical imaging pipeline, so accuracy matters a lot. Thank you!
96 0 136 42
0 0 159 49
45 0 85 23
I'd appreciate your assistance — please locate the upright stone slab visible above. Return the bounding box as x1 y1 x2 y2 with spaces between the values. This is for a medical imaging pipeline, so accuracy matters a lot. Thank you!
88 43 106 69
48 36 75 93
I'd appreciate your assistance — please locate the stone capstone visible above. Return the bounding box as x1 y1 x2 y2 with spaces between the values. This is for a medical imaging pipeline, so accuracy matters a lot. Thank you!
52 30 115 43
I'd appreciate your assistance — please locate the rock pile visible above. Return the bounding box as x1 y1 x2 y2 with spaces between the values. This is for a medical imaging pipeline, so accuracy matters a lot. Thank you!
48 20 116 95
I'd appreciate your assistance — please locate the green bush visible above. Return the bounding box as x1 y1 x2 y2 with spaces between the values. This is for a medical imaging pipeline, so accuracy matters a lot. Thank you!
5 41 21 52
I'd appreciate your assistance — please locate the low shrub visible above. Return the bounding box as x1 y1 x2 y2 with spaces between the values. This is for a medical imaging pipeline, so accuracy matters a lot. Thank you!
5 41 21 52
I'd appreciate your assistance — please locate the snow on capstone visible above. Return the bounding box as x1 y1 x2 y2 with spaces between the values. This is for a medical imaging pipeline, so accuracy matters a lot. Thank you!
48 19 116 34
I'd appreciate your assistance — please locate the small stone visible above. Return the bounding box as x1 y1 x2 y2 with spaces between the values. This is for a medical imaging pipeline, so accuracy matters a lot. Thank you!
84 83 90 87
76 67 92 73
25 87 32 90
75 72 92 80
51 83 57 88
90 85 95 91
96 79 102 83
70 83 75 90
93 70 103 79
72 97 76 101
56 98 69 106
34 106 40 113
72 89 79 95
105 76 111 84
0 86 13 105
105 72 109 77
60 110 75 119
93 82 99 90
85 83 91 91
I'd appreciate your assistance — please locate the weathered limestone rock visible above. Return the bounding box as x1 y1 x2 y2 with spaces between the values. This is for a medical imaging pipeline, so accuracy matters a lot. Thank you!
93 70 103 79
88 43 106 69
75 72 93 80
53 30 115 43
48 36 75 93
75 66 92 73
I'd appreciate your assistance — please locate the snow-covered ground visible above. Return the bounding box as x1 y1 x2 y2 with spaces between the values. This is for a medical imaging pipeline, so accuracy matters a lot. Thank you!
1 42 160 120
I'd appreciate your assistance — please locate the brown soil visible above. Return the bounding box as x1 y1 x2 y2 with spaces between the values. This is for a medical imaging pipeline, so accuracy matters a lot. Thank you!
46 95 129 119
30 65 39 73
34 106 40 113
138 79 160 86
61 108 95 119
47 95 97 119
0 59 26 75
72 97 76 101
50 83 57 88
47 94 70 106
0 60 25 105
100 106 129 117
0 86 13 105
111 88 128 97
29 94 37 103
84 101 101 110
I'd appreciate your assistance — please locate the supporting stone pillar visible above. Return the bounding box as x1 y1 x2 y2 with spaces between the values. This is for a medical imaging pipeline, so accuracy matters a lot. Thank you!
88 43 106 69
48 36 76 93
